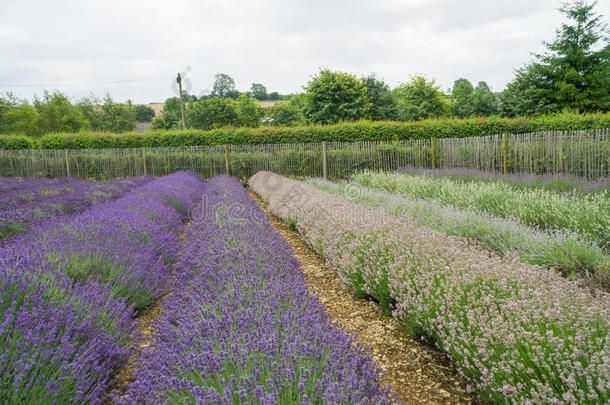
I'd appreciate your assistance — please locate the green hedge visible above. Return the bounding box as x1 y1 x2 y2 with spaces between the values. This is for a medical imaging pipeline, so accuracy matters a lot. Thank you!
2 112 609 150
0 135 35 150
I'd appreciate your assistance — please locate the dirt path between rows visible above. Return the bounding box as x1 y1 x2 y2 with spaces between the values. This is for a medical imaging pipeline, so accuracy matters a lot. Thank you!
105 227 188 403
249 189 481 405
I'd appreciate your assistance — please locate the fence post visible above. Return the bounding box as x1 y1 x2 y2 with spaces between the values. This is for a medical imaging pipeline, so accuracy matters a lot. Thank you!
322 141 327 179
141 148 147 176
224 145 230 175
65 150 70 177
431 137 437 169
502 133 509 174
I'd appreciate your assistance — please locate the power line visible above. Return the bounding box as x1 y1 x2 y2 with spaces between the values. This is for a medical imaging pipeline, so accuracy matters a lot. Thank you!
0 77 167 88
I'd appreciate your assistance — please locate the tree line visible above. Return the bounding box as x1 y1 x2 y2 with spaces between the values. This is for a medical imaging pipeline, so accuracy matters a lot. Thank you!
0 92 157 137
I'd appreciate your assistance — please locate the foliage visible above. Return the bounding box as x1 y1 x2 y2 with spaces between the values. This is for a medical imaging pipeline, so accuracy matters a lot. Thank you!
394 75 448 121
268 91 280 100
250 83 268 100
1 103 39 136
34 91 89 134
186 96 239 130
532 0 609 112
236 93 264 127
267 102 304 126
450 78 475 118
212 73 239 99
361 74 398 120
134 105 155 122
303 69 372 124
29 112 610 150
500 65 554 116
0 134 34 150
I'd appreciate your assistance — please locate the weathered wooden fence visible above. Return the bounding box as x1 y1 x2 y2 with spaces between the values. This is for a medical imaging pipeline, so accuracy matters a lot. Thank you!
0 129 608 180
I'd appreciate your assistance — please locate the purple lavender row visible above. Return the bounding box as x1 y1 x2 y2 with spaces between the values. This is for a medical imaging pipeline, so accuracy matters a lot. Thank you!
250 171 610 404
397 165 610 194
0 172 204 404
116 175 393 404
0 176 152 243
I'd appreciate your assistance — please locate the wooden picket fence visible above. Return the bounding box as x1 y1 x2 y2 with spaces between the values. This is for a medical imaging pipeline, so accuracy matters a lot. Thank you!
0 128 608 180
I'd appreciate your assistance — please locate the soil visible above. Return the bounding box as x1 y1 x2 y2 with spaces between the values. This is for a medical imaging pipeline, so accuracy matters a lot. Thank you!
248 189 481 405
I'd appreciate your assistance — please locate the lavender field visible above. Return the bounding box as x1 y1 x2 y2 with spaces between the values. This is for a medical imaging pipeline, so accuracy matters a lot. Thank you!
1 169 608 404
251 171 609 404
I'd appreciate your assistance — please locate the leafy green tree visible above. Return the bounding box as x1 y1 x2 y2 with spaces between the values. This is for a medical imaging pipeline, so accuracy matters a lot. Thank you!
0 92 20 133
361 75 397 120
212 73 237 99
186 97 239 129
134 105 156 122
500 65 555 116
394 75 448 121
250 83 268 100
532 0 609 112
34 91 88 133
303 69 372 124
99 97 136 132
471 81 499 116
236 94 265 127
2 103 39 136
268 103 304 126
268 92 280 100
450 78 475 118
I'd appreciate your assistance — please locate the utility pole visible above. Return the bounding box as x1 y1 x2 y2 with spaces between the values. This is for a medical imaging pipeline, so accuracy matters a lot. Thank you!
176 73 186 131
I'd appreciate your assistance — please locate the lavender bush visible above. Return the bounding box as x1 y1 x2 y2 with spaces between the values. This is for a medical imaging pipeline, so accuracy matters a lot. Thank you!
0 172 204 404
0 176 152 243
397 165 610 195
309 178 610 288
251 171 610 404
352 170 610 252
117 175 392 404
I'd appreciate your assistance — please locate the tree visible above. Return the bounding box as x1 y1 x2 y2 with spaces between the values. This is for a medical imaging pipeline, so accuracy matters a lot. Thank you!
236 94 265 127
471 81 499 116
303 69 372 124
531 0 609 112
268 92 280 100
250 83 268 100
450 78 475 118
500 65 555 116
394 75 448 121
268 103 304 126
361 74 397 120
212 73 237 98
186 97 239 129
0 92 21 133
99 97 136 132
3 103 39 136
34 91 88 133
134 105 156 122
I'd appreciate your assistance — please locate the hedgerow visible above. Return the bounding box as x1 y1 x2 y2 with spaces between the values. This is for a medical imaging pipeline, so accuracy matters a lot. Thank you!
2 112 608 150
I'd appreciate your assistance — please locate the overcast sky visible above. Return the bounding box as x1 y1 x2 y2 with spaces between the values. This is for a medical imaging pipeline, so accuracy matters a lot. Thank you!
1 0 608 104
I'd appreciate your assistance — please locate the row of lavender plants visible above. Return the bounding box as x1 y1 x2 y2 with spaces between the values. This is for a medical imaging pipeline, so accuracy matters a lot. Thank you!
250 171 609 404
0 176 152 243
352 170 610 252
116 175 392 404
397 165 610 194
0 172 204 404
308 178 610 289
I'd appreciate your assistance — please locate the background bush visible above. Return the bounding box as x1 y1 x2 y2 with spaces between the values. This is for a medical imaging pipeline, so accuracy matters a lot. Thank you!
0 112 606 150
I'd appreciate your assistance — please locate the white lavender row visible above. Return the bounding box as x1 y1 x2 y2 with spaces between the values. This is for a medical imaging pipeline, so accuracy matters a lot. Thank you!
351 170 610 252
308 178 609 289
250 171 610 404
